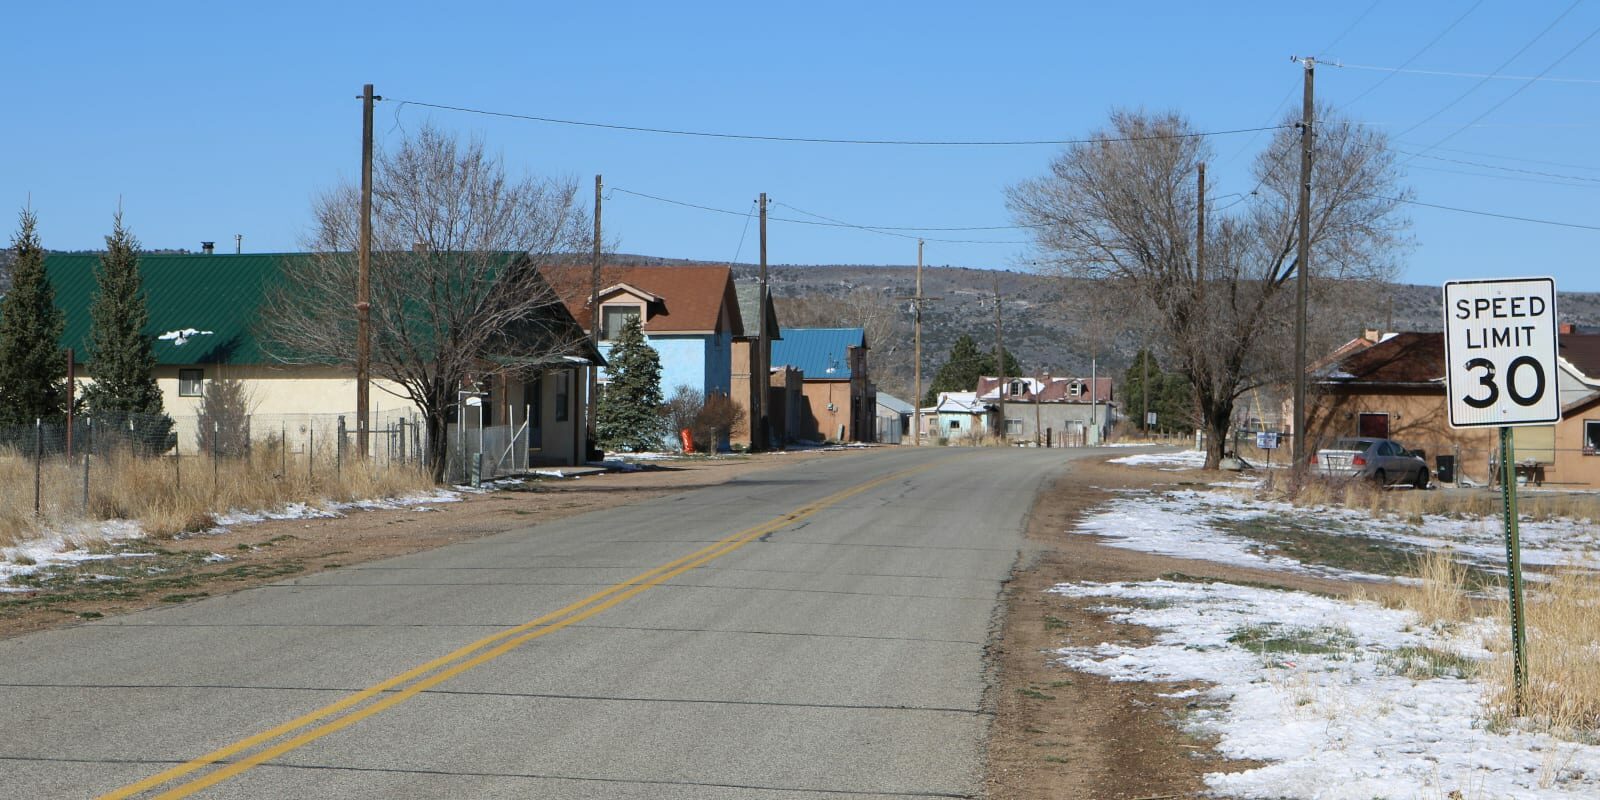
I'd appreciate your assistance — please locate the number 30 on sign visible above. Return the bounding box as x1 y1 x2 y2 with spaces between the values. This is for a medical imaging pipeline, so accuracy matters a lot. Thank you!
1443 277 1560 429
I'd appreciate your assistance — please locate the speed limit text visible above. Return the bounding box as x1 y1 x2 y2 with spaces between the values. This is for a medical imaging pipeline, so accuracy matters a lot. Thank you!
1453 294 1547 349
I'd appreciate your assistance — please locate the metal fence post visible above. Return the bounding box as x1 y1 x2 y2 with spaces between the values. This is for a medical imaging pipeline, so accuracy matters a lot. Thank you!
34 418 43 516
82 418 92 513
309 426 315 481
337 415 345 479
174 433 181 493
281 421 288 479
211 420 220 498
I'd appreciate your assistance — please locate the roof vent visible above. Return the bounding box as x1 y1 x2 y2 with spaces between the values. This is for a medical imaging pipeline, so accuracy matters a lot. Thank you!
201 242 215 255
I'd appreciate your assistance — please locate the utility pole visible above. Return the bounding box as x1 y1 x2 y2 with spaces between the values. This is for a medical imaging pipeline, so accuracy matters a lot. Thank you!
1292 57 1314 467
914 240 924 446
588 174 603 457
356 83 379 458
993 278 1006 442
754 193 770 452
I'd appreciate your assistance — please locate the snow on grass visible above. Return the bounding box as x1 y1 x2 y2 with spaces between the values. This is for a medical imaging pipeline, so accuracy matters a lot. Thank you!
1074 487 1600 579
1108 449 1208 469
1051 578 1599 798
1 489 463 590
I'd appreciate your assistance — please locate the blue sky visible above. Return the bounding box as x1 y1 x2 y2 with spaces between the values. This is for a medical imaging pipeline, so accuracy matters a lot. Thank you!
5 1 1600 290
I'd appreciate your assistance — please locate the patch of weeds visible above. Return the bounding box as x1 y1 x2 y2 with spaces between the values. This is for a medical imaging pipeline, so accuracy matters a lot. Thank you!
12 554 37 566
1041 755 1070 764
76 611 103 619
160 593 209 603
1048 680 1074 688
1016 687 1056 700
216 563 303 581
262 535 298 546
1158 571 1323 597
1228 623 1357 656
1042 615 1068 630
1212 515 1420 576
235 543 253 551
1382 646 1479 680
323 563 342 569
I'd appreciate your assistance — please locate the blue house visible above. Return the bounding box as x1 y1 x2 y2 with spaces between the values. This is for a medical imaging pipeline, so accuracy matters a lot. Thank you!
554 263 745 405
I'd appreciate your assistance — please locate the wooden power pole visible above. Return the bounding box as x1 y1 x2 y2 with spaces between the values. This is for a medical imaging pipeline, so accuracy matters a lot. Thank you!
993 278 1006 442
913 240 924 445
589 174 602 455
754 193 770 452
1292 57 1315 467
356 83 379 458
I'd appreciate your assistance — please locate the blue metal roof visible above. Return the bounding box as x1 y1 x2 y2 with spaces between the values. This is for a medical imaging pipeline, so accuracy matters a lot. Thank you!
772 327 865 380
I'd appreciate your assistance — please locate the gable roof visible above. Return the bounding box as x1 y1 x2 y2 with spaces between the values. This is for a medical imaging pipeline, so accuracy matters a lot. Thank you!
734 283 781 341
548 264 743 336
45 252 292 366
771 327 866 380
1318 331 1444 386
1558 333 1600 382
876 392 914 415
922 391 992 414
976 374 1113 403
40 252 598 368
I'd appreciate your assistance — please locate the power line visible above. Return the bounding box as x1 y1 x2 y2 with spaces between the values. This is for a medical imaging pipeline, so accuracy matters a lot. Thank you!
1359 191 1600 230
1420 143 1600 172
1397 149 1600 183
1389 1 1582 143
1407 162 1600 188
1319 0 1384 57
1329 60 1600 85
609 188 1031 245
389 98 1289 147
1334 0 1487 109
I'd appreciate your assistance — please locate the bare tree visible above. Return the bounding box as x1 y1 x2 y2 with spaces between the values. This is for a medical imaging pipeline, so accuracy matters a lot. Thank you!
1008 108 1408 468
776 288 911 399
263 124 591 481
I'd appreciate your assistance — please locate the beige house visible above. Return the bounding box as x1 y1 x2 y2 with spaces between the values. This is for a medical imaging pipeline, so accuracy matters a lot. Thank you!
45 252 597 467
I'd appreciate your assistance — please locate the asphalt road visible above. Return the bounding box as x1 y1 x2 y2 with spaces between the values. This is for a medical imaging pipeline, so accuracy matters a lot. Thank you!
0 446 1093 799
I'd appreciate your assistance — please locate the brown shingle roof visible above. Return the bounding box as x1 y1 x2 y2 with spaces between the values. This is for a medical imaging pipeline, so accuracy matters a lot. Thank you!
1558 333 1600 380
545 264 744 336
1324 332 1444 384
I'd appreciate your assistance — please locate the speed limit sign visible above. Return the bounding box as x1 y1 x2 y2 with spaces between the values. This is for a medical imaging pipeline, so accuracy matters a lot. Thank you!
1443 277 1559 428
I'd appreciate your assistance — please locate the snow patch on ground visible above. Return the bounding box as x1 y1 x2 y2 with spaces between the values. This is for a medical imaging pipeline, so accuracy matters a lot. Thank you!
1051 579 1599 798
1073 487 1600 577
1108 450 1208 469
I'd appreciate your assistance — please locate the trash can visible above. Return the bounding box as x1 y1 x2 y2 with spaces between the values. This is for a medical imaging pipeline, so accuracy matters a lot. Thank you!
1435 454 1456 486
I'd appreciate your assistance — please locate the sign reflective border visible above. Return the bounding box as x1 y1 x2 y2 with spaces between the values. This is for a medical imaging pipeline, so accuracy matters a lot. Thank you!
1443 277 1560 428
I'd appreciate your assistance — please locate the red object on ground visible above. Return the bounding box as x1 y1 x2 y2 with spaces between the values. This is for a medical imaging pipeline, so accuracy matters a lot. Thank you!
680 428 695 453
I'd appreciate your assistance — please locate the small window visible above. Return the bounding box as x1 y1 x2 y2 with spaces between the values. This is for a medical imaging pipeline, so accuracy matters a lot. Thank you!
178 369 204 397
1069 383 1083 397
555 372 569 422
1585 420 1600 455
601 305 641 341
1005 418 1023 435
1009 380 1024 397
949 419 961 431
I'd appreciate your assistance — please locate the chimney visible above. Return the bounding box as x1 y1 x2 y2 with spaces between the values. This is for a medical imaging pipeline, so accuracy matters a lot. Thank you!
1560 322 1575 335
201 241 215 255
1363 328 1381 342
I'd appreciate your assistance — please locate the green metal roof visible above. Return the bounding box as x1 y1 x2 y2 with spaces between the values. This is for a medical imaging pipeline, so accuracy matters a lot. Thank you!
45 253 295 366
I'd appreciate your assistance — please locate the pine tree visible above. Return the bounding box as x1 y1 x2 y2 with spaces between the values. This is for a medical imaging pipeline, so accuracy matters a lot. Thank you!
81 213 173 452
1121 349 1192 434
924 334 1022 406
595 317 669 452
0 209 67 427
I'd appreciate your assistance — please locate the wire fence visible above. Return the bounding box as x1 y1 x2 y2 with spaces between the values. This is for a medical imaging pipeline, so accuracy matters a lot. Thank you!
0 410 434 536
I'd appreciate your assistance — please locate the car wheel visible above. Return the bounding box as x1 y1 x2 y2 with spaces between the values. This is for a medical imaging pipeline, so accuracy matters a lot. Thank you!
1414 468 1429 490
1373 469 1388 487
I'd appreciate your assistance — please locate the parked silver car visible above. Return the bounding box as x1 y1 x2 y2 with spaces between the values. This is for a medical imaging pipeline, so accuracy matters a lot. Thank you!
1313 437 1430 488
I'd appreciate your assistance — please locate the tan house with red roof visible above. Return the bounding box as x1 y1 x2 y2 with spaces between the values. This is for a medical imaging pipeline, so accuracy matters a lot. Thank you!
1309 326 1600 487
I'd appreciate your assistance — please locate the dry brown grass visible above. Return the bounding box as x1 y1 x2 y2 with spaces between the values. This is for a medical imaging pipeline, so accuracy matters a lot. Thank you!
1398 549 1473 628
1279 474 1600 524
1483 568 1600 739
1 442 432 548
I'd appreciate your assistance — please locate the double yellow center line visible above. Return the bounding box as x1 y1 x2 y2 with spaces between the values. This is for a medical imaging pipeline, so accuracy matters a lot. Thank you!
102 459 941 799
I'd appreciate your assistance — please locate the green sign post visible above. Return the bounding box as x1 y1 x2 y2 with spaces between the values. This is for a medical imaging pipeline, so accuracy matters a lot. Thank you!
1444 277 1559 717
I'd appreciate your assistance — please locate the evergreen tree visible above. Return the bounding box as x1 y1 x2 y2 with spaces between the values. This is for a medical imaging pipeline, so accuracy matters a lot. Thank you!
0 210 67 427
595 317 669 452
923 334 1022 406
81 214 172 451
1121 349 1192 434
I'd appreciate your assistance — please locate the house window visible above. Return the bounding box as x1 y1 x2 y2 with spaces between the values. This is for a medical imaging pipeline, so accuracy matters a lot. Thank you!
1009 379 1025 397
1585 420 1600 455
555 372 569 422
1005 418 1023 435
178 369 204 397
949 419 961 431
1069 383 1083 397
1358 412 1390 439
601 305 641 341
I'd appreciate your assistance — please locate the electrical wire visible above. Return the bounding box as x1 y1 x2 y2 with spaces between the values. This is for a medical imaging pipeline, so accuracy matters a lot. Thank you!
729 200 757 266
1356 191 1600 230
1396 149 1600 183
1329 60 1600 85
389 99 1289 147
1334 0 1486 109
